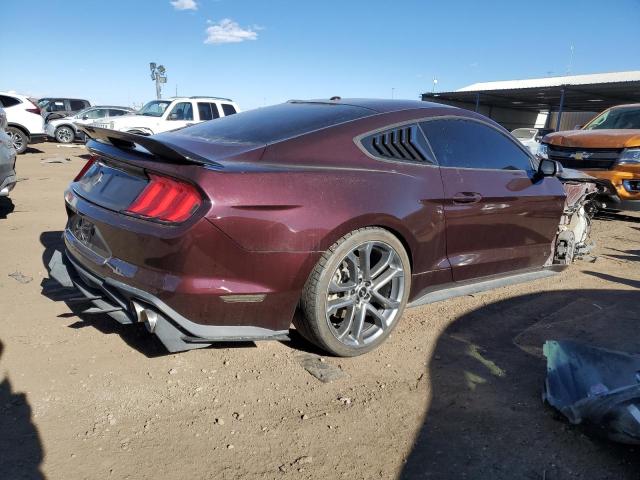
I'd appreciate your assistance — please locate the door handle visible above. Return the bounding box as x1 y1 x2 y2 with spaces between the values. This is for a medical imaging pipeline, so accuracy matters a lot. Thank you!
452 192 483 204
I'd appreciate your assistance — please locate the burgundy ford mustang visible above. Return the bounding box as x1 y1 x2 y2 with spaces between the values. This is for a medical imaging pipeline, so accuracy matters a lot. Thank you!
52 99 593 357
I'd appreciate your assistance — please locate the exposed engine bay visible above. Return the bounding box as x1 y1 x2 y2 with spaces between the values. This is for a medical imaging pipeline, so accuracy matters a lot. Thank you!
550 168 604 265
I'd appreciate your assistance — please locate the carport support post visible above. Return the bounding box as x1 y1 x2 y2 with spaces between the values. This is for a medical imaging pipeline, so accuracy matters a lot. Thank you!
556 88 565 131
475 93 481 112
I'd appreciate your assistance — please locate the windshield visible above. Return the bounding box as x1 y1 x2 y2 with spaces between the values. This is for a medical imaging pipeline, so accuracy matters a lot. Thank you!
138 100 172 117
512 128 536 140
584 107 640 130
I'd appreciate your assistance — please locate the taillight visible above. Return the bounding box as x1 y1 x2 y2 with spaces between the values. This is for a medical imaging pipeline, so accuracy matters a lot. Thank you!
125 174 202 223
73 155 98 181
26 101 41 115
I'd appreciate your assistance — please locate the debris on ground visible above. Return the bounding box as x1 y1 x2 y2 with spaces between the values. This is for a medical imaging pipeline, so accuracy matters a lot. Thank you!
297 353 345 383
8 271 33 284
279 455 313 473
41 156 72 164
543 340 640 444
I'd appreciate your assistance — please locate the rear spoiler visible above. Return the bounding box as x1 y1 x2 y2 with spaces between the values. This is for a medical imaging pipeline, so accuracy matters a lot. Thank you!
79 125 219 167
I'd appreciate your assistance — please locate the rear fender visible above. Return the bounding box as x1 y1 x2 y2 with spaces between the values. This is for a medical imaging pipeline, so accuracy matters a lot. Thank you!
318 213 418 270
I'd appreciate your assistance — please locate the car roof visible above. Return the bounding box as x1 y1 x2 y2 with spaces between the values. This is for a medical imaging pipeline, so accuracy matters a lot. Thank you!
289 98 455 114
168 96 235 102
38 97 89 101
88 105 133 109
0 91 30 99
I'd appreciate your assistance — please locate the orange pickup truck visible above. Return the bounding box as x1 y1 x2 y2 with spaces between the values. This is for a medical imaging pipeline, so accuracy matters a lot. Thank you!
541 104 640 211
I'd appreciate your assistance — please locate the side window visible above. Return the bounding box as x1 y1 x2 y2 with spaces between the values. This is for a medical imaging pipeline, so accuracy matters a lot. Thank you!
50 101 66 112
221 104 237 116
421 119 533 171
168 102 193 121
209 103 221 119
108 109 128 117
359 124 434 164
84 109 107 119
197 103 221 121
0 95 21 107
70 100 87 111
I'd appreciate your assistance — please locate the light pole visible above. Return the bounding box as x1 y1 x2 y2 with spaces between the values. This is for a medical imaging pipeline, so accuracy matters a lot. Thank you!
149 62 167 100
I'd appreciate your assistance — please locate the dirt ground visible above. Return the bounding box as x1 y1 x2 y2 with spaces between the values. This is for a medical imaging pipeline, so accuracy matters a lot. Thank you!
1 142 639 480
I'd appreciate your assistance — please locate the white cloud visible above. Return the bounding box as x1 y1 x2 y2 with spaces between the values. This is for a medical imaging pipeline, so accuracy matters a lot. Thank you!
204 19 258 44
170 0 197 11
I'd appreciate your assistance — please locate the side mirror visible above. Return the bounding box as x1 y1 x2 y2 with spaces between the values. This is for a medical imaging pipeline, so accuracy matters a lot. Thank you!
82 115 89 120
574 124 583 130
538 158 558 177
169 113 178 120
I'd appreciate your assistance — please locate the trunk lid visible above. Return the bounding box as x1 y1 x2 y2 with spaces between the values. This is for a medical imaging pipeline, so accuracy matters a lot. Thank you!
72 126 266 213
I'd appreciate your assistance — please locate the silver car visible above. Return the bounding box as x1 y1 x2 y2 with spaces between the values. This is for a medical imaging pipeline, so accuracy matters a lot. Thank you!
45 106 134 144
0 107 17 196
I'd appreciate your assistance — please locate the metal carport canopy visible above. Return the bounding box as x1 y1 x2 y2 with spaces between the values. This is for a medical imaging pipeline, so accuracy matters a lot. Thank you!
422 71 640 113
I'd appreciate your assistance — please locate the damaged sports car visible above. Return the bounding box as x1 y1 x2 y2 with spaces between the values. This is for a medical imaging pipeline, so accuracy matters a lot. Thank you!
49 99 601 356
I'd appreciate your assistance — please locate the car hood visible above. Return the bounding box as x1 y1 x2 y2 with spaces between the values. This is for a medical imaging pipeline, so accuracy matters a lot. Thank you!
543 129 640 149
108 114 158 127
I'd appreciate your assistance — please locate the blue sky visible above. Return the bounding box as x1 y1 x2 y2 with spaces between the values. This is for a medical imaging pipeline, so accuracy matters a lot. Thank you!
1 0 639 110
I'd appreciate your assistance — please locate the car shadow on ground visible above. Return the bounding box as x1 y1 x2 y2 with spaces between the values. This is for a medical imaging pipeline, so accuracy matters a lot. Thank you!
39 231 259 358
595 210 640 224
23 147 45 155
400 288 640 480
0 340 45 479
0 197 15 219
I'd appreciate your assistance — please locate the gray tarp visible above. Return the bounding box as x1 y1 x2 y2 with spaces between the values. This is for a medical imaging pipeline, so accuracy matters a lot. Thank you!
544 340 640 444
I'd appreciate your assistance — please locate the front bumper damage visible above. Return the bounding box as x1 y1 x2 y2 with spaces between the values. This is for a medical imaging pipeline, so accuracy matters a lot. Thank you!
47 246 290 353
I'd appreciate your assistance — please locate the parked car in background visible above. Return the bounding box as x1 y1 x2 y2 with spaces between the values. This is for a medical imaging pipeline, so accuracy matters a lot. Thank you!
0 107 17 197
511 127 554 155
53 99 597 357
540 103 640 211
38 98 91 123
0 92 46 154
45 106 134 144
95 96 239 135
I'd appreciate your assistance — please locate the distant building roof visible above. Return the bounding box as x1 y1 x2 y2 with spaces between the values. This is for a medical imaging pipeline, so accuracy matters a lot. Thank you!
456 71 640 92
422 71 640 113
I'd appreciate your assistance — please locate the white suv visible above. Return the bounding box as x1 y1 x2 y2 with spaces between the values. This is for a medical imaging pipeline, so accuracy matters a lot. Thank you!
96 97 240 136
0 92 46 154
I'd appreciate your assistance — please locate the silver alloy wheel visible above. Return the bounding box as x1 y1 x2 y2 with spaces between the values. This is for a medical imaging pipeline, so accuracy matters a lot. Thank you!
8 130 24 151
56 126 74 143
325 241 405 347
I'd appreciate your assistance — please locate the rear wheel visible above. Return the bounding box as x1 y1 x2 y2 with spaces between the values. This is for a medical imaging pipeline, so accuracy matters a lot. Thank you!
55 125 75 144
6 127 28 154
297 227 411 357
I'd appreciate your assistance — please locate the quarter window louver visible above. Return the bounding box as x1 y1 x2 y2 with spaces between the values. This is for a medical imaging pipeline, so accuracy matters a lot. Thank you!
361 125 434 164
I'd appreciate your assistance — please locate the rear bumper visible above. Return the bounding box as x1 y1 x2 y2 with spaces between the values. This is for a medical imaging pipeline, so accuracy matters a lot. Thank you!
45 123 56 139
0 173 16 196
50 245 291 352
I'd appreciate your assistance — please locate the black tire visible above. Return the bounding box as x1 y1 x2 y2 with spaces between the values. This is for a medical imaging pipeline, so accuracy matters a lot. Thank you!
54 125 75 144
6 127 28 154
296 227 411 357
